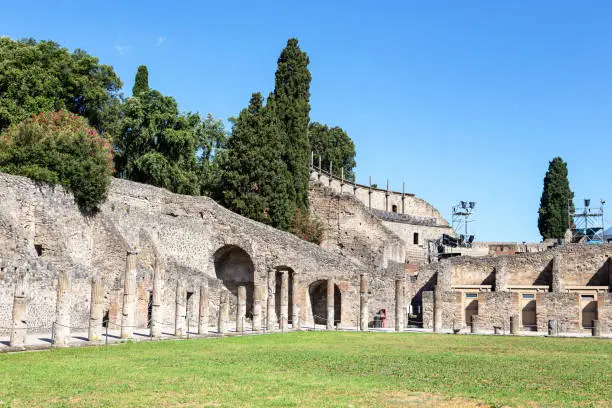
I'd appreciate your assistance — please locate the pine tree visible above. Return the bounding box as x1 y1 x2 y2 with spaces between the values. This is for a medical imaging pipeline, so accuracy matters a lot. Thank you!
218 93 291 230
538 157 574 239
273 38 312 211
132 65 149 96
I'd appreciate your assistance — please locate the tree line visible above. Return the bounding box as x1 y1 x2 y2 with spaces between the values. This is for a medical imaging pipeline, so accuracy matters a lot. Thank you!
0 37 357 243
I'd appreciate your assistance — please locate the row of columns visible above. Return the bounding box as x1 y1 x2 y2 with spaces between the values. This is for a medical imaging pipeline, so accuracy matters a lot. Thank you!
6 254 388 348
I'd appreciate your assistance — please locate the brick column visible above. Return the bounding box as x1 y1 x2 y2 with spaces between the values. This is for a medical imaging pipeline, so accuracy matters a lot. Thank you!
280 271 289 330
54 270 71 347
10 268 26 347
291 272 300 329
151 255 165 338
121 249 138 339
198 281 209 335
360 274 368 331
218 290 229 334
236 286 246 332
175 280 186 337
252 284 262 331
326 278 335 330
266 269 276 330
395 279 404 331
88 274 104 342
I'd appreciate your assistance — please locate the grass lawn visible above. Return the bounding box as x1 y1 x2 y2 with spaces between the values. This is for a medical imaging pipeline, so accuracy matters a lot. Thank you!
0 332 611 407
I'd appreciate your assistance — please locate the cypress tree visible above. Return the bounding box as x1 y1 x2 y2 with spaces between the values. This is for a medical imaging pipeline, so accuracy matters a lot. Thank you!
538 157 574 239
132 65 149 96
218 93 291 230
273 38 312 211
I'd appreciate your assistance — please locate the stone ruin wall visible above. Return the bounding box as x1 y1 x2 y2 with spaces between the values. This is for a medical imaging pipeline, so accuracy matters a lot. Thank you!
310 168 449 225
415 245 612 334
0 172 406 335
309 169 453 265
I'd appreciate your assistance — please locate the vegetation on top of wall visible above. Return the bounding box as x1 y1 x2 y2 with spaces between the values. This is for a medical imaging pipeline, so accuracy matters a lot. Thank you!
0 36 356 244
538 157 574 240
0 37 122 134
0 110 115 213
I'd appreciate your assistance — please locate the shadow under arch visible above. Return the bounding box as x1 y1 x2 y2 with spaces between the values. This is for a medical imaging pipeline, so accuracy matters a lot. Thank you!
308 280 341 326
213 244 255 318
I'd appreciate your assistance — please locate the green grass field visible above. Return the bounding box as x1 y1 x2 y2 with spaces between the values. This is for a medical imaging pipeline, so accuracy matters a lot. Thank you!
1 332 611 407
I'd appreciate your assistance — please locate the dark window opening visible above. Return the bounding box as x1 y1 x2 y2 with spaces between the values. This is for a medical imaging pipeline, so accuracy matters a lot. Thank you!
34 244 43 256
413 233 419 245
102 311 109 328
391 204 398 213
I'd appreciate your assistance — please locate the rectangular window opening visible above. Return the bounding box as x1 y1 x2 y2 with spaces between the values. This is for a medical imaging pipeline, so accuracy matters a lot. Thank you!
413 233 419 245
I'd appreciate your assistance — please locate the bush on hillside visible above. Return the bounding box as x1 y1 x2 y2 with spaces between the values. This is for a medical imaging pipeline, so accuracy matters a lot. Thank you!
289 206 324 245
0 110 114 213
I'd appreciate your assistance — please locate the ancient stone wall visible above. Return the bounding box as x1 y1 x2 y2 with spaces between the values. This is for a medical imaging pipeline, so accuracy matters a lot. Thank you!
0 172 404 334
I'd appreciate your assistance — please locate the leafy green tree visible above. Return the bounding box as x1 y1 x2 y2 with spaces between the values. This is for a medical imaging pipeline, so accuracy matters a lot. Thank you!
538 157 574 239
0 38 122 133
273 38 312 211
112 89 201 195
217 93 292 230
132 65 149 96
0 110 114 212
308 122 356 181
113 67 225 196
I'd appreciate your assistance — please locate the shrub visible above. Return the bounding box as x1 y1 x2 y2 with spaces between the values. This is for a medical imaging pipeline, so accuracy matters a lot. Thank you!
0 110 114 212
289 206 324 245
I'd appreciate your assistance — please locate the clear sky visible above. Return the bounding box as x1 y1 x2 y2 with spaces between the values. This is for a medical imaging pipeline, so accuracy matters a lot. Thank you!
2 1 611 242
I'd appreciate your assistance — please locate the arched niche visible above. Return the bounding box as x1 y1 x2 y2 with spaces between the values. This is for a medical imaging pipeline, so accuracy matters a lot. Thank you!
308 280 341 326
214 245 255 317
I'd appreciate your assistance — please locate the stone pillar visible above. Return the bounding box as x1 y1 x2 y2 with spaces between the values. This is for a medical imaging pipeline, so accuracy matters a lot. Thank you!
510 315 518 335
252 284 262 331
433 285 442 333
121 249 138 339
175 280 186 337
150 255 165 338
88 274 104 342
551 254 562 293
592 320 601 337
291 272 300 329
198 281 209 335
437 261 452 292
236 285 246 333
280 271 289 330
218 290 229 334
548 319 557 336
360 274 368 331
10 269 27 347
266 270 276 330
395 279 404 331
470 315 478 334
294 304 301 331
326 278 335 330
494 259 508 292
54 270 71 347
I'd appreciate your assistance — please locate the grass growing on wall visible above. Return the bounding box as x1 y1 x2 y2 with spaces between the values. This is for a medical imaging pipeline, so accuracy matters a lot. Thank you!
1 332 611 407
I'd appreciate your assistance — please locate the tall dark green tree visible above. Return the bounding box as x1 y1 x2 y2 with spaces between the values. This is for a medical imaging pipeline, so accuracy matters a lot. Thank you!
0 38 122 132
273 38 312 211
308 122 356 181
132 65 149 96
538 157 574 239
217 93 291 230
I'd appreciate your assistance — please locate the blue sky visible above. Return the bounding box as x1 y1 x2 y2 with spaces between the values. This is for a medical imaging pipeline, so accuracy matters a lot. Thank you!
2 1 611 242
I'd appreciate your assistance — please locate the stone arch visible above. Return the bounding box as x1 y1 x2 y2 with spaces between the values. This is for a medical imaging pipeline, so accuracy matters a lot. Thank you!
213 245 255 318
308 280 341 326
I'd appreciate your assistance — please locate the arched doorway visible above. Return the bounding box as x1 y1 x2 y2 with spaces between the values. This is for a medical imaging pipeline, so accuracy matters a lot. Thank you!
309 280 341 326
213 245 255 319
